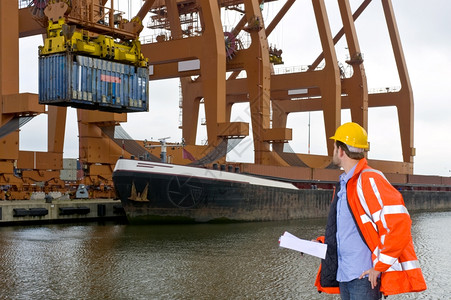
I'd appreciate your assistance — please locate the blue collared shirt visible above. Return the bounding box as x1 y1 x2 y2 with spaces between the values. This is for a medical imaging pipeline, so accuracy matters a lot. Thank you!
336 164 373 282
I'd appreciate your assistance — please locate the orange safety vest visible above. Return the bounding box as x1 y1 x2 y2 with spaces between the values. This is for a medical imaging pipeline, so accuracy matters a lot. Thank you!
315 158 427 296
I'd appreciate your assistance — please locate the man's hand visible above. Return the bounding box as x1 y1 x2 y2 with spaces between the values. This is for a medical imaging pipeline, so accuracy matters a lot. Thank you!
359 268 381 289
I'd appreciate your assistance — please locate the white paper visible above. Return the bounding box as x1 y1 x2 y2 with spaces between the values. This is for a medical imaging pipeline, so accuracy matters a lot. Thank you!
278 231 327 259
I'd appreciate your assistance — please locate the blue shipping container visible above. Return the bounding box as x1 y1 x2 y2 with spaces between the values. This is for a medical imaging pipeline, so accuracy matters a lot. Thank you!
39 53 149 113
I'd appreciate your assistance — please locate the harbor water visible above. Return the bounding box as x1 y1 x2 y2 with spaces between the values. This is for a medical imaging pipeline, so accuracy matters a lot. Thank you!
0 211 449 299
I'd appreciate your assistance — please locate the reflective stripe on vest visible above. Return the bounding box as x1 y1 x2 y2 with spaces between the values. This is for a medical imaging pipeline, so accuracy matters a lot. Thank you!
374 254 421 272
385 259 421 272
356 169 388 232
361 205 409 232
372 244 420 272
378 252 398 266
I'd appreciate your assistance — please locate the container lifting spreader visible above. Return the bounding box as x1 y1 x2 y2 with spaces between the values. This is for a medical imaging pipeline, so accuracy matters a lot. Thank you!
38 7 149 113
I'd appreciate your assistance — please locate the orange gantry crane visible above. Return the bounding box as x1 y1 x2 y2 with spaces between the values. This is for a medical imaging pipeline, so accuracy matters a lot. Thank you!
0 0 414 199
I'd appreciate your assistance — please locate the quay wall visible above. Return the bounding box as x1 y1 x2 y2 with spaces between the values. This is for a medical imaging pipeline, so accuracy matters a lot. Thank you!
302 189 451 218
0 199 125 225
401 190 451 212
283 189 451 219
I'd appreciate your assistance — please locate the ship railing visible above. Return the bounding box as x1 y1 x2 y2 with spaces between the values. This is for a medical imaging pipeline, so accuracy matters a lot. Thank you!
273 64 325 75
225 63 325 80
369 86 401 94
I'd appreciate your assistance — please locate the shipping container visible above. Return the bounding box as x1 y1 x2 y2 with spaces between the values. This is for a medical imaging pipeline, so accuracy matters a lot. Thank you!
62 158 78 170
39 53 149 113
60 169 78 181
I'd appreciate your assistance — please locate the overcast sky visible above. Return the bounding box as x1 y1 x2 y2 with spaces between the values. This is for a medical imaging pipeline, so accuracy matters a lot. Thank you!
17 0 451 176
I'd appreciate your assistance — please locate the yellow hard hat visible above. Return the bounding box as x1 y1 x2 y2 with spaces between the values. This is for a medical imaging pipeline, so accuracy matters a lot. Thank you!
329 122 369 150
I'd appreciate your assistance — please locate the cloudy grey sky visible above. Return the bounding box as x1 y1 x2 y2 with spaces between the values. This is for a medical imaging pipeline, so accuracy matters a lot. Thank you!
18 0 451 176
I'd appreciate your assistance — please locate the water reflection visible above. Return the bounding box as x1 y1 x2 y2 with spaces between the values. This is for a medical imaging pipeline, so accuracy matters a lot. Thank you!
398 212 451 300
0 212 448 299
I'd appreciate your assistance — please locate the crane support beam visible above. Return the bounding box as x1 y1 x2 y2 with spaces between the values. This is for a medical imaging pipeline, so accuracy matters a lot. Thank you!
311 0 341 156
0 0 20 161
337 0 368 129
271 92 408 112
241 0 273 163
382 0 414 163
142 37 202 64
196 0 227 147
47 106 67 154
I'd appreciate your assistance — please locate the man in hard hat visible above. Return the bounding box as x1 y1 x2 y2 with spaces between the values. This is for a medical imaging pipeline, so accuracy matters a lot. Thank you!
314 122 426 299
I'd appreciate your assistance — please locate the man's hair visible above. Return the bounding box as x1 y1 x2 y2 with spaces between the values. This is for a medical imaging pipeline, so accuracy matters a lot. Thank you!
336 141 365 160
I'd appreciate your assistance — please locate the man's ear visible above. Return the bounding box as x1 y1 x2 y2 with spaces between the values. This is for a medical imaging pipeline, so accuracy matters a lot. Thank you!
337 146 345 158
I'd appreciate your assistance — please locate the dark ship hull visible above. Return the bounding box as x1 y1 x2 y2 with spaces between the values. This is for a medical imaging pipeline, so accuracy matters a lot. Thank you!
112 159 336 223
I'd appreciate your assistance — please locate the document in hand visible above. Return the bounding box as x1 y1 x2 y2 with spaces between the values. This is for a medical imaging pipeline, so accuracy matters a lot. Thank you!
278 231 327 259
